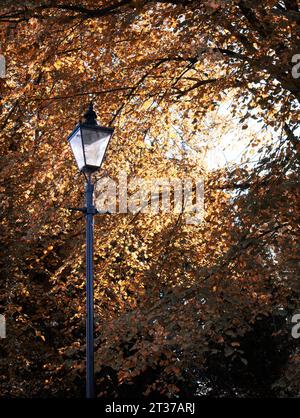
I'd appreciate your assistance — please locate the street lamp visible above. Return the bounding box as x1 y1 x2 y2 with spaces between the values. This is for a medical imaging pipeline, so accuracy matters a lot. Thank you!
67 102 114 398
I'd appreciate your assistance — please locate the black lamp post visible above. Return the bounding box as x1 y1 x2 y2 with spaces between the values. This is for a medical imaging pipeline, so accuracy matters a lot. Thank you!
67 103 114 398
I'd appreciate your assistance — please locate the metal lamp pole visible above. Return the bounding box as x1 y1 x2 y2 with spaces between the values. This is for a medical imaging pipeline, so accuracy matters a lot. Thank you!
71 175 106 398
70 175 97 398
85 174 96 398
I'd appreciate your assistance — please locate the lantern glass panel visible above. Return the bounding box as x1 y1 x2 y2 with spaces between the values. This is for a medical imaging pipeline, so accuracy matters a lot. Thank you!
68 126 85 171
81 127 112 169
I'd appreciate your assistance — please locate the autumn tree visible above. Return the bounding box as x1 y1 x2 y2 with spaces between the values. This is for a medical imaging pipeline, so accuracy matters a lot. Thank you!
0 0 299 397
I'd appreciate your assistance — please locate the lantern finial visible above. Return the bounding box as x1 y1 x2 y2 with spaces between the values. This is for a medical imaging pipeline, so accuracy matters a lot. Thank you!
83 102 97 125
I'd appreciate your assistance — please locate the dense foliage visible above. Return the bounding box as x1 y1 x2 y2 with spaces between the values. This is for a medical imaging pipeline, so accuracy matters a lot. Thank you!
0 0 299 397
